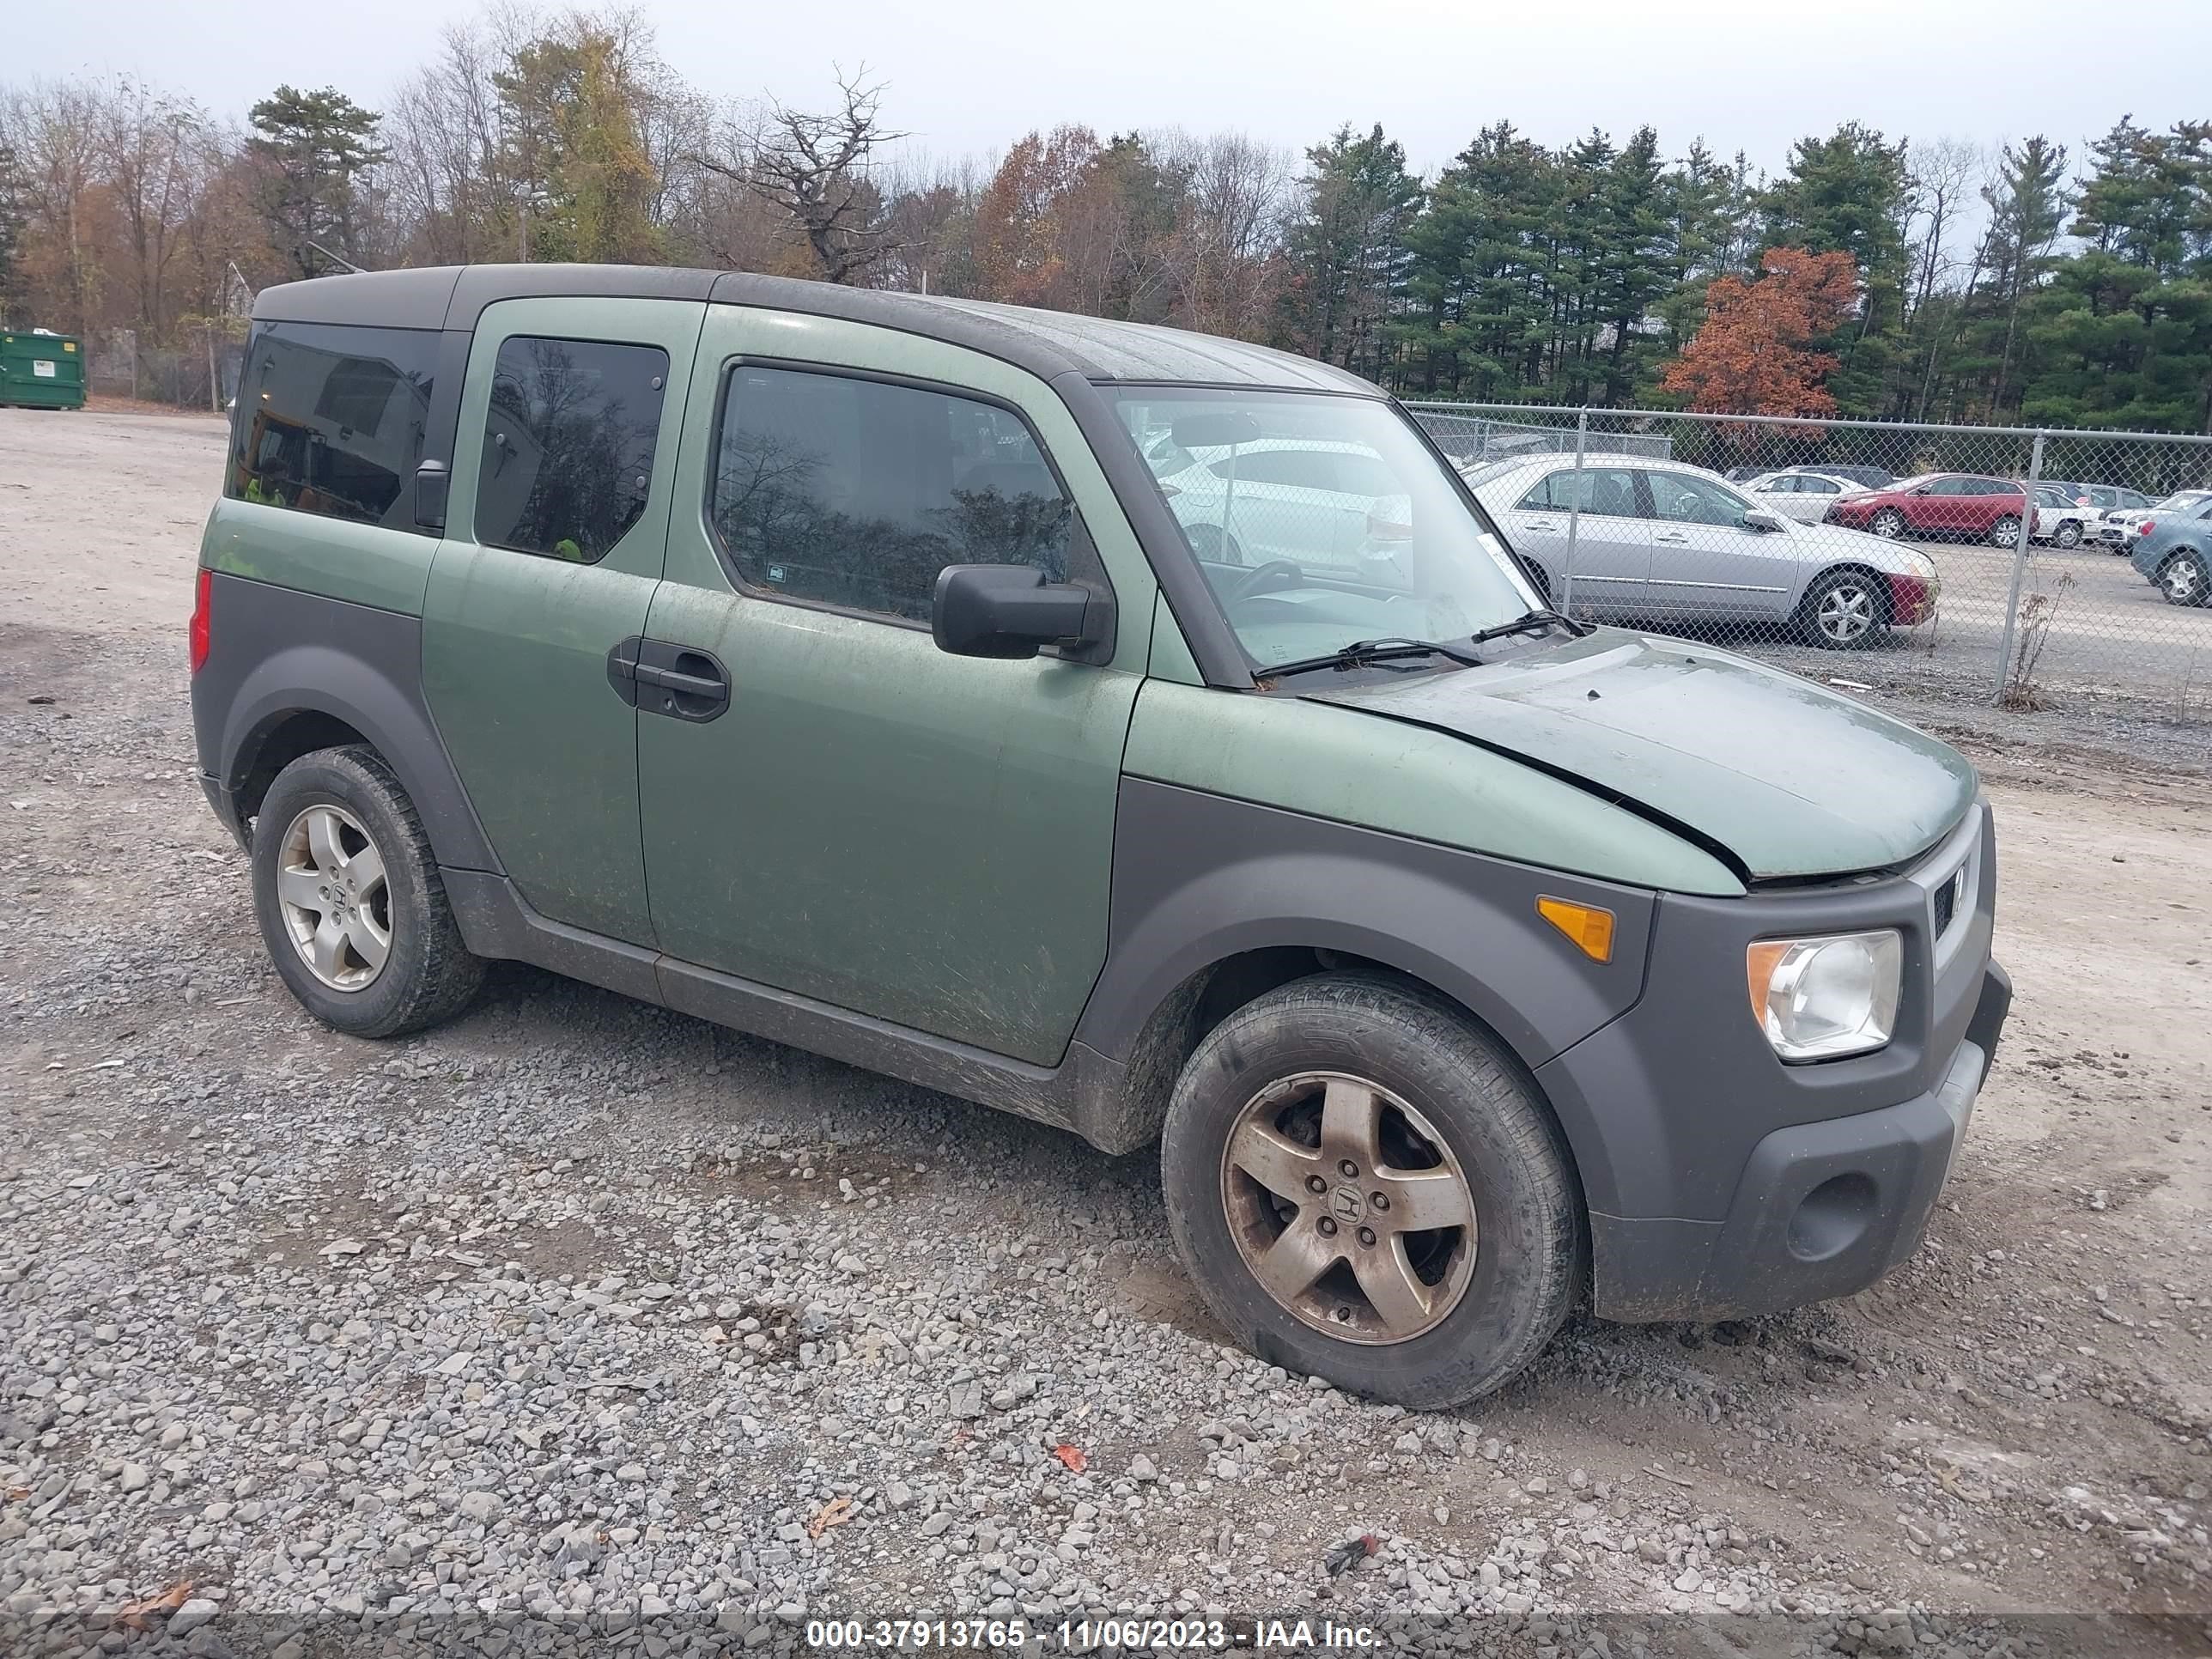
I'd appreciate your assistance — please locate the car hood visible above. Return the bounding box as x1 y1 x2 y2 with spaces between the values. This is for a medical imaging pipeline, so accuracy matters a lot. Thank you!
1303 630 1977 882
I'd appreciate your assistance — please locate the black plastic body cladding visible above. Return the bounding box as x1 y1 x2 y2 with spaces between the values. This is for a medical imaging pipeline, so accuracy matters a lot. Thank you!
191 574 501 874
1083 776 1656 1095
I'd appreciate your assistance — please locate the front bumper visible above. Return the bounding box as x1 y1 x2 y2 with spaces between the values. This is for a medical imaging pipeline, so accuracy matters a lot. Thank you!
1585 961 2010 1322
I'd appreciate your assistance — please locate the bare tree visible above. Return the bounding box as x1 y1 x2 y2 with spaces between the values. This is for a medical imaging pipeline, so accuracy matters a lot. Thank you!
695 66 904 284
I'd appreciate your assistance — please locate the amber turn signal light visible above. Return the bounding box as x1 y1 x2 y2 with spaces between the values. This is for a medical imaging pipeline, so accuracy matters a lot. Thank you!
1537 896 1614 963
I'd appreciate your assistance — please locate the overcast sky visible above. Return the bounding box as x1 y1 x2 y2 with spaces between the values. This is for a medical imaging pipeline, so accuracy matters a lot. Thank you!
38 0 2212 182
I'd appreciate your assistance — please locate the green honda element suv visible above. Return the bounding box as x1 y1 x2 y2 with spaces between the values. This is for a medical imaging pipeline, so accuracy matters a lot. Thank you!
191 264 2010 1407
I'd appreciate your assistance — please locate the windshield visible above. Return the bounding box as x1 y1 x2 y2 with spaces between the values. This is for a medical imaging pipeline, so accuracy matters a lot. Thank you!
1109 388 1533 669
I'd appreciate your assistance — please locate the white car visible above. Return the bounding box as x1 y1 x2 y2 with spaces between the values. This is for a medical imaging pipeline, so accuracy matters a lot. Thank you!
2030 483 2100 549
1153 437 1406 565
2097 489 2207 552
1460 453 1940 649
1741 471 1866 524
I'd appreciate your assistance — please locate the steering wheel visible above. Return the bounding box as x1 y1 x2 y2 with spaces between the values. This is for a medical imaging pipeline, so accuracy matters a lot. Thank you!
1224 560 1307 604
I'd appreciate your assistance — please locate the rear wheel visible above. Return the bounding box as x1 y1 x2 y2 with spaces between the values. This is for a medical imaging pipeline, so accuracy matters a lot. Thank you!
252 746 483 1038
1796 568 1890 649
1988 514 2021 549
1160 972 1582 1408
1185 524 1246 567
2160 552 2210 607
2055 520 2083 549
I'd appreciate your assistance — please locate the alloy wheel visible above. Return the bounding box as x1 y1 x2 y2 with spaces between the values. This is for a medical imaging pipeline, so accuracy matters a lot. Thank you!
1816 579 1878 645
1218 1071 1477 1346
1990 515 2021 548
1871 509 1905 539
2057 523 2082 549
275 803 392 991
2164 557 2208 605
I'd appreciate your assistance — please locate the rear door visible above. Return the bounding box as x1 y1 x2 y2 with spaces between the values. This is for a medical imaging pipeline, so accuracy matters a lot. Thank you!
420 297 706 945
1494 464 1652 615
634 306 1154 1065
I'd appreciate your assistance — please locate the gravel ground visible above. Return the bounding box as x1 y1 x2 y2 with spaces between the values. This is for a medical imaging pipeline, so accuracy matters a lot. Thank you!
3 411 2209 1657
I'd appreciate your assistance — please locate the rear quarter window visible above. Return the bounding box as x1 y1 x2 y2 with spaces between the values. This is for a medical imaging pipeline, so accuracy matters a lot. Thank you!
228 322 439 532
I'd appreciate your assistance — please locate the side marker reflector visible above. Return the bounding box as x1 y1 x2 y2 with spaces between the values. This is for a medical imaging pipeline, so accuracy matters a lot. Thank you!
1537 896 1615 963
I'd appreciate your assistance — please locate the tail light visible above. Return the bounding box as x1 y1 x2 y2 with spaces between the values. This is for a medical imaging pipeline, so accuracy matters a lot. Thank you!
2137 520 2155 536
1366 506 1413 544
189 567 213 674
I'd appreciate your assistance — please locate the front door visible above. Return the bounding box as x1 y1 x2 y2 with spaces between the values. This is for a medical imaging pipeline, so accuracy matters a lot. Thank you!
421 296 706 945
1641 469 1795 623
635 308 1154 1065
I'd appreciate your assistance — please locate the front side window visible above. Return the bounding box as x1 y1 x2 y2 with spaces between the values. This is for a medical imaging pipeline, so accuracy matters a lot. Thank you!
475 336 668 563
1111 388 1532 671
711 365 1073 623
228 321 438 530
1647 471 1757 527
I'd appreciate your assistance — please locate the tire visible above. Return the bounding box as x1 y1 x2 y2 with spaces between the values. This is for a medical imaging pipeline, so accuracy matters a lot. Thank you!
1186 524 1246 568
1870 508 1906 540
2055 521 2082 550
1159 972 1582 1408
1796 568 1890 650
1987 514 2021 549
252 745 484 1038
2159 552 2210 608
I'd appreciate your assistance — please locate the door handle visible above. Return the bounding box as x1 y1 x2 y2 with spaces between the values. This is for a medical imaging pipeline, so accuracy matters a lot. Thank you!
1524 520 1559 532
1654 532 1691 544
608 639 731 722
635 663 725 700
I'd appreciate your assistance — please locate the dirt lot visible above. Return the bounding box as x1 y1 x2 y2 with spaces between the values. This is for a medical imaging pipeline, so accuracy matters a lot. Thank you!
2 410 2209 1656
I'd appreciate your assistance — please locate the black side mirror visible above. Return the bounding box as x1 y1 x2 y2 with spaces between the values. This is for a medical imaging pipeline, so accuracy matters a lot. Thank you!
415 459 450 530
933 565 1098 660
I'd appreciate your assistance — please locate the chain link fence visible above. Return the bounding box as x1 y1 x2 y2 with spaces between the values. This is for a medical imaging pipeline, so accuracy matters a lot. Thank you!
1406 403 2212 759
88 325 246 410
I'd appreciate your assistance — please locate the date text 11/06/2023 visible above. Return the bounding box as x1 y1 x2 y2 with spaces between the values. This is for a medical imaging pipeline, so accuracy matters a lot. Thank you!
804 1618 1382 1650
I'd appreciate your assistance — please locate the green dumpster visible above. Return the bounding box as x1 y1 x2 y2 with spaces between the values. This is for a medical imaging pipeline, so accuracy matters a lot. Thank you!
0 331 88 410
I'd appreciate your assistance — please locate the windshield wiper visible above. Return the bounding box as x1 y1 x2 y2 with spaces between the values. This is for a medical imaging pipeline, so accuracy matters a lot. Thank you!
1260 636 1486 680
1467 607 1594 646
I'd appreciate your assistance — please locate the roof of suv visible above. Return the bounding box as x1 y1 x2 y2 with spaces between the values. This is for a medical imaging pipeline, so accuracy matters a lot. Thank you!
251 263 1377 396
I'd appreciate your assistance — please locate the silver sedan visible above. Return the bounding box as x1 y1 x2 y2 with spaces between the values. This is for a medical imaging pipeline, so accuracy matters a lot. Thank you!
1460 454 1942 649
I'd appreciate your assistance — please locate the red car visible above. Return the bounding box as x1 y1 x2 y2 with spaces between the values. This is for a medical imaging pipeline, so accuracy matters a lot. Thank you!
1826 471 2029 547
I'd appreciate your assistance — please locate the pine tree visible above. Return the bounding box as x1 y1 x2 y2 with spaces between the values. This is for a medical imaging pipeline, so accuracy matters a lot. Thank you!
1277 125 1421 383
2021 120 2212 431
1759 124 1913 414
247 85 386 277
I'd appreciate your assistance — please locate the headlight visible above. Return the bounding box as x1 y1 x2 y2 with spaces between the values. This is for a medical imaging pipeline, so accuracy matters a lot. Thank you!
1746 931 1901 1061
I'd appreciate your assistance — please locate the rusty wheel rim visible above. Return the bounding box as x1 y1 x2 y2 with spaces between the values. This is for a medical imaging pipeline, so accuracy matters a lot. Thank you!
1219 1071 1477 1346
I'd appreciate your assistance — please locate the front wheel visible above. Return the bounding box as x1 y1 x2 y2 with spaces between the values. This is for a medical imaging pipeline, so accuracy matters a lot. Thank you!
1159 972 1582 1408
1870 508 1906 540
1988 514 2021 549
2160 553 2210 607
1796 568 1890 649
252 746 484 1038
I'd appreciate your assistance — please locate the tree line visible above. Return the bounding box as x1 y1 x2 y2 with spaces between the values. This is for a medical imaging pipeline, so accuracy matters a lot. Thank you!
3 9 2207 432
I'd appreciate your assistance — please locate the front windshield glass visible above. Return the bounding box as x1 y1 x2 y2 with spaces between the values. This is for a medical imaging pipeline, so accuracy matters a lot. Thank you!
1109 388 1534 669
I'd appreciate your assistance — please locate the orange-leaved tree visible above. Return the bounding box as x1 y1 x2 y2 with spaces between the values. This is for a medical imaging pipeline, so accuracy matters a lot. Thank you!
1660 247 1862 422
